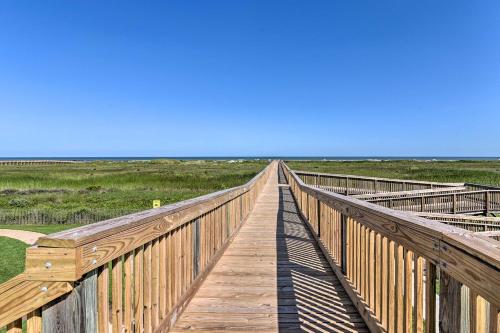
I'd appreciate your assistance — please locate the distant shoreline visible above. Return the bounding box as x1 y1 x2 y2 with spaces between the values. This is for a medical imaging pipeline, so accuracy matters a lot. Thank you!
0 156 499 162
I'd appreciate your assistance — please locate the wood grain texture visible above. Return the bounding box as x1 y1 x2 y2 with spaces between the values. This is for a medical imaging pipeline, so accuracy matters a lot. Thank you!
42 272 96 333
26 309 42 333
111 258 123 333
0 279 72 328
439 270 462 333
97 265 110 333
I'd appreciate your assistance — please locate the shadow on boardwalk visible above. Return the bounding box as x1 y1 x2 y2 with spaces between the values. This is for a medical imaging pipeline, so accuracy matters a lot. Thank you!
276 169 368 332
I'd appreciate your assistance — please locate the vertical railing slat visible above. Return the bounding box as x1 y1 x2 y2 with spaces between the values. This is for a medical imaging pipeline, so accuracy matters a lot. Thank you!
439 270 462 333
425 261 437 333
122 252 133 332
111 258 123 333
97 265 109 333
27 309 42 333
134 246 144 333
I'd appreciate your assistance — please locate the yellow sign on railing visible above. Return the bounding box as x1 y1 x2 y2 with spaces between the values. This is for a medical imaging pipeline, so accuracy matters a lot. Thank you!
153 199 161 208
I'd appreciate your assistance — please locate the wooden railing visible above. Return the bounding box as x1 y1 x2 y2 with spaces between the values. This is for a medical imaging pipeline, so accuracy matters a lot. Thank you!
0 161 276 333
295 170 463 195
413 212 500 233
296 170 500 215
282 162 500 333
368 190 500 215
353 186 469 200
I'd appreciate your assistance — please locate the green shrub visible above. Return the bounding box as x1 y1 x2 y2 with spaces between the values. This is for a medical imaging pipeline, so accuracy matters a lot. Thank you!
8 198 30 208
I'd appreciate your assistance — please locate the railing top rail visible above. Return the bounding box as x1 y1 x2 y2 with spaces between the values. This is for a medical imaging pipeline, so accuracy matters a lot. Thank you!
466 182 500 190
476 230 500 237
293 169 464 186
37 161 275 249
413 212 500 222
353 186 468 199
366 189 500 202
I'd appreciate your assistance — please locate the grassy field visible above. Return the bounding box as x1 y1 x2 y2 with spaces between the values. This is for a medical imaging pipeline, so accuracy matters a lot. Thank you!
0 159 268 224
2 158 500 284
286 160 500 185
0 159 267 284
0 237 29 283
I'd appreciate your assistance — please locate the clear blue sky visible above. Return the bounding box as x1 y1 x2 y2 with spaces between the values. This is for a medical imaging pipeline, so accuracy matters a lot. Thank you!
1 1 499 157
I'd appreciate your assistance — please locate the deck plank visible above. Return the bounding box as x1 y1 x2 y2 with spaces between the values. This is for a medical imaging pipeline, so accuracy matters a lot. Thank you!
171 166 367 332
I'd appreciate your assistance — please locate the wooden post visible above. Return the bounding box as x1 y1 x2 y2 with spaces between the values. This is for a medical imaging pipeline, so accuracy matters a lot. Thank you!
42 270 98 333
317 199 321 238
305 193 309 220
374 180 378 193
453 194 457 214
421 196 425 212
345 177 349 195
425 262 437 333
193 218 200 279
341 214 347 274
239 195 243 222
439 270 462 333
485 191 490 216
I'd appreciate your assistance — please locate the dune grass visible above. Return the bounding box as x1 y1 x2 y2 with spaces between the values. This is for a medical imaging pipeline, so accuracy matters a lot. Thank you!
0 160 268 224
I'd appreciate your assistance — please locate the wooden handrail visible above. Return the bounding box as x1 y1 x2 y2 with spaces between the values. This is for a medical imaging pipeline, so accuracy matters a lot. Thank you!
353 186 468 200
414 212 500 223
282 162 500 332
0 161 276 331
294 170 465 187
367 190 500 202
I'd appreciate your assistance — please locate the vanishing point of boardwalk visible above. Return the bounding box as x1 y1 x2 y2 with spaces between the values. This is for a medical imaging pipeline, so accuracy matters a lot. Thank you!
172 165 367 332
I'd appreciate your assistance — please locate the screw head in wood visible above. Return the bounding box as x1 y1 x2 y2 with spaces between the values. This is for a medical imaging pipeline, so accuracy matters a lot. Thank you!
45 262 52 269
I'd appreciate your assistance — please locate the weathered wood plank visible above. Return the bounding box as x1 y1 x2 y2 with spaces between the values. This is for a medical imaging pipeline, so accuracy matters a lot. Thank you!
42 271 97 333
439 270 462 333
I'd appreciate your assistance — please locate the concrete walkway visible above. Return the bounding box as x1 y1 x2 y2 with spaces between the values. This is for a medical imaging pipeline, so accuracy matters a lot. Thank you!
0 229 44 244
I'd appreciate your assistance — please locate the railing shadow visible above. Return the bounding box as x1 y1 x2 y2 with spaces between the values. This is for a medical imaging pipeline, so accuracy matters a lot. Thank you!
275 181 367 332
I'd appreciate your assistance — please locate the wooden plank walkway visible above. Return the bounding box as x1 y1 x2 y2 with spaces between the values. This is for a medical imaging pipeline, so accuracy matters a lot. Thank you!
171 167 368 332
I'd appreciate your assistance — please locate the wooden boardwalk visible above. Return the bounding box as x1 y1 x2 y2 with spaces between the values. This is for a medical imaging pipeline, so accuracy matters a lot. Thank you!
171 166 367 332
2 162 498 333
